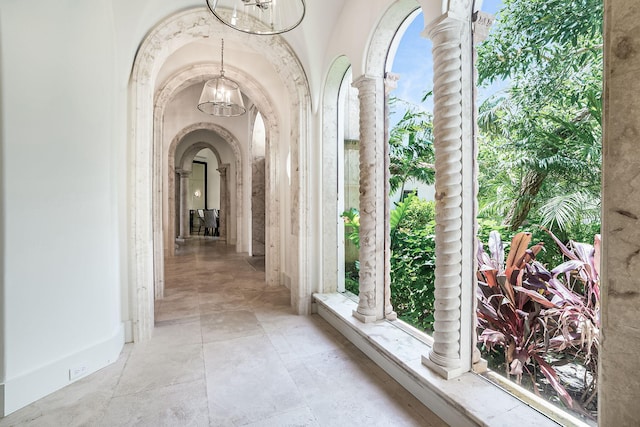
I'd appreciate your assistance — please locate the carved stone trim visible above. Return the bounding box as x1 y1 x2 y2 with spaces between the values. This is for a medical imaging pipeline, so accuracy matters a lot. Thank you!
218 164 230 240
177 170 192 240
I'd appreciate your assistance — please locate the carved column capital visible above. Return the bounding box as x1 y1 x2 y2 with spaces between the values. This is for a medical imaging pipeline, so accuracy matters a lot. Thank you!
384 72 400 95
425 12 466 41
177 169 192 178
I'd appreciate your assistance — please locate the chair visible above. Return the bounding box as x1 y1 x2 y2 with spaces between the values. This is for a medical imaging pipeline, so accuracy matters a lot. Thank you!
203 209 218 236
195 209 205 235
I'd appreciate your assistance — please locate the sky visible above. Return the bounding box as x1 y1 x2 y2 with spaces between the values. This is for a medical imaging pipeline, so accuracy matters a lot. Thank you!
389 0 504 125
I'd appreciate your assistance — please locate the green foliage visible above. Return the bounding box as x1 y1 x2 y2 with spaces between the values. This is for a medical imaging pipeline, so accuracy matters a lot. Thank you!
345 261 360 295
342 208 360 248
388 95 435 195
477 0 603 85
341 196 438 331
391 220 436 331
390 196 437 331
476 0 603 232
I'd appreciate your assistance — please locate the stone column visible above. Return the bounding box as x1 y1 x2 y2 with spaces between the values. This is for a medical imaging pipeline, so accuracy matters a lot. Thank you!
384 72 400 321
470 10 494 375
351 75 387 322
600 0 640 423
421 13 475 379
177 169 191 240
218 164 230 240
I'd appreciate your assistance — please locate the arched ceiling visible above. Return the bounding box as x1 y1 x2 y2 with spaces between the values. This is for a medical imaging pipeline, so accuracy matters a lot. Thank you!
156 38 286 114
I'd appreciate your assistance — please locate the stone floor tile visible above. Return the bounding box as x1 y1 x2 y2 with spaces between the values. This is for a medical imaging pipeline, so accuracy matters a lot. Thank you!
198 289 250 313
203 336 304 426
200 310 264 343
100 379 209 427
148 318 203 347
263 317 350 363
156 295 201 322
0 240 445 427
114 343 204 397
239 406 319 427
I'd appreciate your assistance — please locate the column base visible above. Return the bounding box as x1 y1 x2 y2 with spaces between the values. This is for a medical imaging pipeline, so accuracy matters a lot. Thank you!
472 358 488 374
421 354 466 380
352 310 378 323
385 310 398 321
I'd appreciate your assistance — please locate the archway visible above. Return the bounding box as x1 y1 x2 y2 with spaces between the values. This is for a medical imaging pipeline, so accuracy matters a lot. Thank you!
129 7 312 342
172 134 226 243
166 124 243 262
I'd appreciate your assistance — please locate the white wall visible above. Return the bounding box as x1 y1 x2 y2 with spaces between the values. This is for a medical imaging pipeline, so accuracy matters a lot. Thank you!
195 149 221 210
0 1 125 414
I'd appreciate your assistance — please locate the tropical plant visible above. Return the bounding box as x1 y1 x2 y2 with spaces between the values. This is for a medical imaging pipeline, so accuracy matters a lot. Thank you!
390 196 436 331
476 230 600 416
476 0 603 231
388 94 435 196
342 207 360 248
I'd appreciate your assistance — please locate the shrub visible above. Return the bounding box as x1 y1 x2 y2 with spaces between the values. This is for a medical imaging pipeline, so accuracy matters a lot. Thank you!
391 197 436 331
342 196 438 331
476 230 600 416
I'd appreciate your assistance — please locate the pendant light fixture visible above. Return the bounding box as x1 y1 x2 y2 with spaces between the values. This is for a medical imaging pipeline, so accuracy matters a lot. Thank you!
206 0 306 35
197 39 246 117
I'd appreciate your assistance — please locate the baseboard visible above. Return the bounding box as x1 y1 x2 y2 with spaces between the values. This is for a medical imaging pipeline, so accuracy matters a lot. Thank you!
0 383 4 417
124 320 134 343
2 323 125 416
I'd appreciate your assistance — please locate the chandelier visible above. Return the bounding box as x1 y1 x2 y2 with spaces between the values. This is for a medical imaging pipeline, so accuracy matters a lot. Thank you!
197 39 246 117
206 0 306 35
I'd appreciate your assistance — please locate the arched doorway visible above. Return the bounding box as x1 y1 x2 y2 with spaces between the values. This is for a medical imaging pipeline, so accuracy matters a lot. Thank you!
129 7 312 341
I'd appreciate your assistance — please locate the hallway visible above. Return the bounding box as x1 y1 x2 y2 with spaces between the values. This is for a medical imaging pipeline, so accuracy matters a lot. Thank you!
1 240 446 427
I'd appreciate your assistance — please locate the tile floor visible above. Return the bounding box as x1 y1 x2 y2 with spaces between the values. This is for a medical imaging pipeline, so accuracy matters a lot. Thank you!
0 239 447 427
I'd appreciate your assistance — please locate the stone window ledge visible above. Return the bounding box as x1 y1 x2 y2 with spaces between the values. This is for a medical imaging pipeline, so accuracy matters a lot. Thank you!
313 292 587 427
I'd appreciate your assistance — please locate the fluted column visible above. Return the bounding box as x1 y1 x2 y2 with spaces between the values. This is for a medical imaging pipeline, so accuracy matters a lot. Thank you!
421 13 475 379
177 169 191 240
218 164 229 240
352 75 387 322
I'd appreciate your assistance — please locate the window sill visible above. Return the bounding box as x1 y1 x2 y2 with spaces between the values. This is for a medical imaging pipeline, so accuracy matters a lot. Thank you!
313 292 585 427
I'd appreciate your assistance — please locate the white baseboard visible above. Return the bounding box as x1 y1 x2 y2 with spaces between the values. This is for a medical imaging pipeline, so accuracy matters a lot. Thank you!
0 383 4 418
2 323 125 416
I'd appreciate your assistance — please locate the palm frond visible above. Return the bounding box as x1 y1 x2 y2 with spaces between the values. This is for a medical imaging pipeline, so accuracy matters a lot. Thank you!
539 191 600 231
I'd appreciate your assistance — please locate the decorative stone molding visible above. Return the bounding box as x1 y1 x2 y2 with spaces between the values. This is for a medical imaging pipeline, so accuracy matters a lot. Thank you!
218 164 230 240
384 72 400 322
420 12 475 379
352 74 387 322
321 56 352 294
177 169 192 240
471 9 494 375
